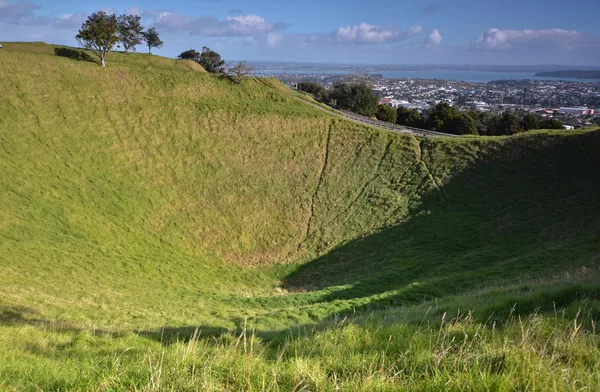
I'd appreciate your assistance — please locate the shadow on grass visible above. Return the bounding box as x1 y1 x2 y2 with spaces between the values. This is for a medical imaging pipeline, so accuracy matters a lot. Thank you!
54 47 96 64
1 131 599 346
216 72 238 85
133 129 600 345
281 130 600 312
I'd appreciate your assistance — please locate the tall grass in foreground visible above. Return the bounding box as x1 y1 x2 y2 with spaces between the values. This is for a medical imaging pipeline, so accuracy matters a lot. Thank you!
1 308 598 391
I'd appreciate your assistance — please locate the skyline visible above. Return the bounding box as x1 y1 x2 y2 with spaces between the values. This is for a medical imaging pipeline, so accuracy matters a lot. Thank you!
1 0 600 65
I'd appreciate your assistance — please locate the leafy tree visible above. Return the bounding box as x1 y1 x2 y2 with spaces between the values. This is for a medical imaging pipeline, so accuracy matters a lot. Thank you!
496 112 523 135
396 106 411 125
449 113 478 135
330 83 378 117
539 118 564 129
376 104 397 124
467 110 490 135
228 61 254 84
396 107 423 128
199 47 225 73
424 103 459 132
521 113 540 131
178 49 201 62
75 11 119 67
143 28 163 54
117 14 143 54
297 82 328 101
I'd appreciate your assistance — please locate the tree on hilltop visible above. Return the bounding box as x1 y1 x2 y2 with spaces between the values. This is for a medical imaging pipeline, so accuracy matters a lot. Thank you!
75 11 119 67
117 14 144 54
228 61 254 84
143 28 163 54
199 47 225 73
178 49 201 62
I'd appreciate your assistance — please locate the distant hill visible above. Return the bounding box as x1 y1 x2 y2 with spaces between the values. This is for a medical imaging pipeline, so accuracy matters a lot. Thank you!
535 70 600 79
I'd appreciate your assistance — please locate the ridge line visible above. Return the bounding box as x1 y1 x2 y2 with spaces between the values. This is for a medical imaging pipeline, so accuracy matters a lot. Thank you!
299 121 332 249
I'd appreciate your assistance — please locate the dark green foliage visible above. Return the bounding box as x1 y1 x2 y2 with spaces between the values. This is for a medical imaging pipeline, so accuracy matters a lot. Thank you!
375 104 397 123
457 95 468 106
421 103 548 136
75 11 119 67
330 82 379 116
178 49 201 62
495 111 523 135
116 14 143 54
422 103 478 135
143 28 163 54
424 102 459 132
468 110 491 135
396 107 423 128
199 46 225 73
521 113 541 131
540 118 565 129
297 82 329 102
449 113 478 135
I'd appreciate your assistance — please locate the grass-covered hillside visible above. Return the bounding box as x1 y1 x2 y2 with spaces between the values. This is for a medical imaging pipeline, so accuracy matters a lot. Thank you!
1 42 599 391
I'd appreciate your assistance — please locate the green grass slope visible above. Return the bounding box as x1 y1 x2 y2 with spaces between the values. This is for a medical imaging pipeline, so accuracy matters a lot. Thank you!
1 42 208 71
1 42 599 391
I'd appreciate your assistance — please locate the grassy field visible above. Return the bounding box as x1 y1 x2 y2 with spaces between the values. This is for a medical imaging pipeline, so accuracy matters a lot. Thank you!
1 42 599 391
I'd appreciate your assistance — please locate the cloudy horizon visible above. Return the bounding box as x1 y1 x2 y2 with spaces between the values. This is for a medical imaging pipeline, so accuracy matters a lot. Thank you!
1 0 599 66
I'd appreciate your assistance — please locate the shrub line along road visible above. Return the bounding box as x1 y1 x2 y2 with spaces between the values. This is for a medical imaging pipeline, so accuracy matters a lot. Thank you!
294 95 461 138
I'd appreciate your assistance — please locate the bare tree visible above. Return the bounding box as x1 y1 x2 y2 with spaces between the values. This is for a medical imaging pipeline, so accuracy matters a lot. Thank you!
228 61 254 84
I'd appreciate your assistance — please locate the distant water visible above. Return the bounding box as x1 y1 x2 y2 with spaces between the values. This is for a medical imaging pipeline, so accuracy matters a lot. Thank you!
256 69 600 83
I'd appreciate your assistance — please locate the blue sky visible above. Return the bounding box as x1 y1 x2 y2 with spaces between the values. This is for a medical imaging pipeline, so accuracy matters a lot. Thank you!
1 0 599 65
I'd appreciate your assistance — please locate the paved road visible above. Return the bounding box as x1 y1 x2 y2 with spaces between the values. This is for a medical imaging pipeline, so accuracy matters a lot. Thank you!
295 96 460 138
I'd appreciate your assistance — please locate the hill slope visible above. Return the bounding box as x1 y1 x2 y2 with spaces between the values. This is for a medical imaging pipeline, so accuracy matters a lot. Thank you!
1 42 599 391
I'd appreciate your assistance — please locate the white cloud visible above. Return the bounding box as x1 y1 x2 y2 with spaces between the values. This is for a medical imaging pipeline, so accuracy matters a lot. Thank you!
143 10 194 30
469 28 595 51
0 0 38 23
52 12 86 29
213 14 276 36
331 23 423 45
267 32 283 48
423 29 442 48
143 10 287 37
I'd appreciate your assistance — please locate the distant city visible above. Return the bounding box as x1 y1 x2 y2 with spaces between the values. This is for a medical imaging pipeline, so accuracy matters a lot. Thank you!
251 62 600 128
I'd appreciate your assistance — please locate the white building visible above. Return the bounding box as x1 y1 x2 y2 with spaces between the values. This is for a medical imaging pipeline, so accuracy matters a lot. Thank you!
558 107 595 116
379 99 410 108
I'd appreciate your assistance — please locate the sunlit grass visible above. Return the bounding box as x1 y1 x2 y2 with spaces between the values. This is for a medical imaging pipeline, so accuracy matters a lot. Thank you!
0 42 599 390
